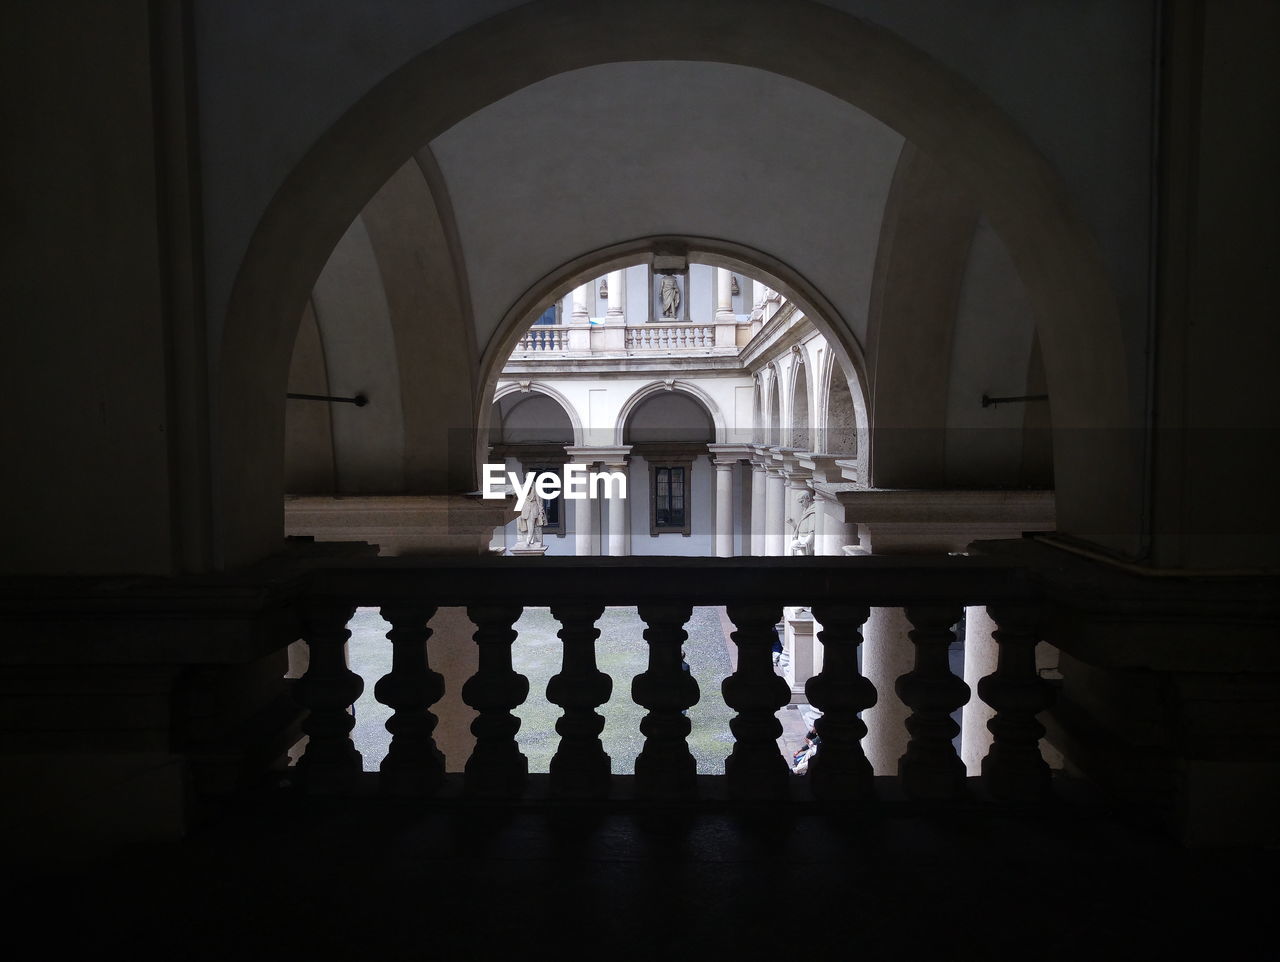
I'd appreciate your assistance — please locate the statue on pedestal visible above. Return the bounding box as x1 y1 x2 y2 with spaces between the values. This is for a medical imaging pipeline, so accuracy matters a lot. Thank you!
660 274 681 318
787 489 816 556
515 496 547 549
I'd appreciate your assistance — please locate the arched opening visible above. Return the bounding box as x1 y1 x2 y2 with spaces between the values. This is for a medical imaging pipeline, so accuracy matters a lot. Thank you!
768 369 782 447
752 377 764 444
489 391 576 446
221 0 1135 570
821 359 859 457
488 389 578 552
790 355 811 451
623 390 715 549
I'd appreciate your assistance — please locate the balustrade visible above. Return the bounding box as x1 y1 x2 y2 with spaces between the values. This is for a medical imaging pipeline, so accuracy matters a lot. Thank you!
294 601 363 793
461 604 529 796
633 604 700 798
546 604 612 798
805 604 876 799
723 603 792 799
625 324 715 351
513 323 721 353
375 603 446 795
979 604 1055 800
288 556 1052 808
515 326 569 352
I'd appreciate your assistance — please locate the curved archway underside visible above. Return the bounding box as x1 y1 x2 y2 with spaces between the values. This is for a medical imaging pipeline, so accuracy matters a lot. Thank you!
220 0 1137 565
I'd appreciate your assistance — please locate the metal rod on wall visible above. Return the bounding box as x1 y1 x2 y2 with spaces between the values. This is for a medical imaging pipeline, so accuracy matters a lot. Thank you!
981 393 1048 409
287 392 368 407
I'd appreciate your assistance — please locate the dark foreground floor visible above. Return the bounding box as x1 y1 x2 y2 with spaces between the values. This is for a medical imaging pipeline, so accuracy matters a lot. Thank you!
7 778 1277 961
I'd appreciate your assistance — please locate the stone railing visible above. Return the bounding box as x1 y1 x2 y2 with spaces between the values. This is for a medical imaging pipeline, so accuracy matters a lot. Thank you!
625 324 715 351
7 548 1280 848
515 326 570 352
290 555 1052 802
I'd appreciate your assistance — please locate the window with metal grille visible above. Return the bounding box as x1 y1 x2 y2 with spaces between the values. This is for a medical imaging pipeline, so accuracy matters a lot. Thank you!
649 460 692 535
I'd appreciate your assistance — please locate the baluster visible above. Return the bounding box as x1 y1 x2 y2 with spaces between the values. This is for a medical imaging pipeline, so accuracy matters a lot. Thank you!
461 605 529 796
375 603 446 795
293 601 363 793
546 604 612 798
723 604 792 799
897 605 969 798
633 604 701 798
978 604 1054 800
806 604 876 799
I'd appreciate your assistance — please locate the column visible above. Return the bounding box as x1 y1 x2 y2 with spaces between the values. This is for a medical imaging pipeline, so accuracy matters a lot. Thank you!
713 458 735 557
820 499 857 556
603 456 629 556
606 269 624 317
575 460 596 556
567 282 591 351
961 606 999 775
750 459 767 556
714 267 737 347
716 268 734 320
571 282 590 322
764 466 786 556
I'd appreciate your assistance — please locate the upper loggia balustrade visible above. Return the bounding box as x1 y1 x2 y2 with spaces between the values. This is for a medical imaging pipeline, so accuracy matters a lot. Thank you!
289 554 1053 804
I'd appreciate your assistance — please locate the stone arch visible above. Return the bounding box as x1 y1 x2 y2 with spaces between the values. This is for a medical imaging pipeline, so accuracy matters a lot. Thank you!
217 0 1133 564
751 374 763 444
474 240 874 476
490 381 585 447
475 238 870 442
818 347 860 458
766 364 783 447
614 380 726 447
790 348 811 452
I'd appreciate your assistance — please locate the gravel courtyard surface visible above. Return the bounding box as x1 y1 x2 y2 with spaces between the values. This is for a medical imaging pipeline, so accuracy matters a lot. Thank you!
348 605 738 774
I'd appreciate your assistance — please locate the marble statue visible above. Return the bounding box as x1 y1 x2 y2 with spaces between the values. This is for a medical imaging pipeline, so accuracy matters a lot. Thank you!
515 495 547 548
787 489 817 556
660 274 681 318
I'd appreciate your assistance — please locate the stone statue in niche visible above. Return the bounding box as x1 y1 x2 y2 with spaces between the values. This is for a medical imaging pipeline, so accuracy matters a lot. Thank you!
660 274 681 318
515 495 547 549
787 489 817 556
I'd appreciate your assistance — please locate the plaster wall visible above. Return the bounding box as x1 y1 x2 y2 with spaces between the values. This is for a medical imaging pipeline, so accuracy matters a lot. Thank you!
0 4 174 574
194 0 1154 390
284 301 337 493
944 218 1038 487
430 61 902 352
310 218 406 494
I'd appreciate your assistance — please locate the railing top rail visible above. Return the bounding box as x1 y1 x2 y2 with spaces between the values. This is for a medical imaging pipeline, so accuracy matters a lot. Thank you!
301 554 1038 609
